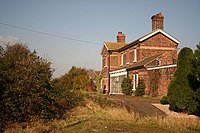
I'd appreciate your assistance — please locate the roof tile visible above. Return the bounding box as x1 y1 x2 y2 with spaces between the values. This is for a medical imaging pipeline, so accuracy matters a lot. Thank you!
104 42 127 50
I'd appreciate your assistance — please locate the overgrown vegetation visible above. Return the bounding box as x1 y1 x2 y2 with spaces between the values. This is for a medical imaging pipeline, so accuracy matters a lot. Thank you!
121 77 133 95
135 79 146 96
4 100 200 133
53 66 90 91
149 69 161 97
0 44 84 132
167 45 200 116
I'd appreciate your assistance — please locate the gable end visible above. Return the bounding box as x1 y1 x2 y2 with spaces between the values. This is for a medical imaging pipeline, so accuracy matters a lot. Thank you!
139 29 180 44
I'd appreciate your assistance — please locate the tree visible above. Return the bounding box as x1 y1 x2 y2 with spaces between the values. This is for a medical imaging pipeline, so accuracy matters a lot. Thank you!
135 79 145 96
121 78 133 95
167 47 198 114
190 42 200 115
58 66 90 91
190 42 200 90
0 43 85 132
0 43 53 122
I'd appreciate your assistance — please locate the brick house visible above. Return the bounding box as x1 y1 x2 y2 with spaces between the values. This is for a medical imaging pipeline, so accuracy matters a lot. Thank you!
101 12 180 96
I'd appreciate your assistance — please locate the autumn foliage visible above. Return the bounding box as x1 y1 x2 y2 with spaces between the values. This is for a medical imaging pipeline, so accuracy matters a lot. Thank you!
53 66 90 91
0 44 83 131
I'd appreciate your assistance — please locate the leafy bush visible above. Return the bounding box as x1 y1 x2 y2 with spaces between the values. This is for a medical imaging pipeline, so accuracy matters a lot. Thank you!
0 44 84 131
0 44 53 122
121 78 133 95
135 79 145 96
160 96 169 105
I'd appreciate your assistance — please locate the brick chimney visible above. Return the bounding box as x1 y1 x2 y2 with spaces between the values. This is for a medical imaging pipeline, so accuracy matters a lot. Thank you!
117 32 126 43
151 12 164 31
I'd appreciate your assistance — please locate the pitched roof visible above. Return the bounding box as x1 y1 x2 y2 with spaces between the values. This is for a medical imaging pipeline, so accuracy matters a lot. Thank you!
139 29 180 44
127 53 163 70
122 29 180 51
103 29 180 52
103 42 127 50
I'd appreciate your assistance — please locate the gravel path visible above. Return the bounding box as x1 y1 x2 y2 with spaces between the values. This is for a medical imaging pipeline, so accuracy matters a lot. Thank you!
106 95 166 117
91 94 198 118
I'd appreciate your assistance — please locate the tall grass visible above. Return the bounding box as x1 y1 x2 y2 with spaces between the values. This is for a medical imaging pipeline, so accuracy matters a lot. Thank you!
104 105 200 133
4 100 200 133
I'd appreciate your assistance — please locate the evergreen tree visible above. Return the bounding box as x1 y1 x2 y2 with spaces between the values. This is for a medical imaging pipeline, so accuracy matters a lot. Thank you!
135 79 145 96
167 47 198 114
190 42 200 115
121 78 133 95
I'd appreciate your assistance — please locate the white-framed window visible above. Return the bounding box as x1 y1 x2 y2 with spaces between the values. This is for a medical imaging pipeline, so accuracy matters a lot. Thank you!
156 58 161 66
133 49 137 62
133 73 138 90
121 53 124 66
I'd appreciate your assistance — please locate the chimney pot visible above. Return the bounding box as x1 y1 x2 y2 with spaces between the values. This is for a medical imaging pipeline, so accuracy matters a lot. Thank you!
118 32 122 34
117 32 125 43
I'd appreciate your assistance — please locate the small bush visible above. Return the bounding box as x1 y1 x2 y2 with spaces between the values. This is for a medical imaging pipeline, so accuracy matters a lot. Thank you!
135 79 145 96
160 96 169 105
121 78 133 95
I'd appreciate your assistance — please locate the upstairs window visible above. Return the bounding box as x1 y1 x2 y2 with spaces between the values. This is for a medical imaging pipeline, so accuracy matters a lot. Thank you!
133 49 137 62
121 53 124 66
156 58 161 66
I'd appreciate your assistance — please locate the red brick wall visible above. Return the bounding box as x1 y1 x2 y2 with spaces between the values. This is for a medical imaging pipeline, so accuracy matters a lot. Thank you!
147 67 176 96
139 33 177 61
109 33 178 70
101 32 178 96
101 46 109 91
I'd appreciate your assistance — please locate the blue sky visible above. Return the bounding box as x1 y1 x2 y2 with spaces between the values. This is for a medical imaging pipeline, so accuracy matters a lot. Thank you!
0 0 199 77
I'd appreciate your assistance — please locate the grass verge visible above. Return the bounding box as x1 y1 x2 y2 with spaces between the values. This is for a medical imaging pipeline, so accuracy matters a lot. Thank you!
4 99 200 133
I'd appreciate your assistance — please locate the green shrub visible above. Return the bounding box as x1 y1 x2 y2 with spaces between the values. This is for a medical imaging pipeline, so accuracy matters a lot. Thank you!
167 47 198 114
121 78 133 95
135 79 145 96
160 96 169 105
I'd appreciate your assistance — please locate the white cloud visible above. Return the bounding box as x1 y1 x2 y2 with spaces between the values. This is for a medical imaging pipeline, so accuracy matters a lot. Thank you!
0 36 19 45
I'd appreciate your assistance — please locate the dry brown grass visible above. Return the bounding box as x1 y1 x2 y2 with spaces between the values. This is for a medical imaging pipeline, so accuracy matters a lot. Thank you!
4 100 200 133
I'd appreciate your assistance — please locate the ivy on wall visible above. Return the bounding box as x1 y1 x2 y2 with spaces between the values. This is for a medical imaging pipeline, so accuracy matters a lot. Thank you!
149 69 161 97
